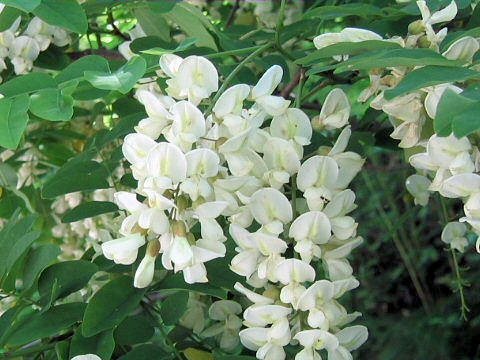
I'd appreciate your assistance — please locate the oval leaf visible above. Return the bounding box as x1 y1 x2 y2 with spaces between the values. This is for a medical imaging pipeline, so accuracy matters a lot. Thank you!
82 276 146 337
62 201 119 223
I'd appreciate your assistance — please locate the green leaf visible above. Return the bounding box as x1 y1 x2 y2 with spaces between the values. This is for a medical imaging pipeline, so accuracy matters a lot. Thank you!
303 3 383 19
22 244 61 290
384 66 480 100
452 102 480 137
434 89 476 136
0 6 21 31
85 56 147 94
114 315 154 345
32 0 87 34
153 273 227 299
297 40 401 66
0 94 30 150
29 88 74 122
56 55 110 84
42 160 110 199
5 303 86 346
38 260 98 304
73 81 111 101
160 291 189 326
147 1 177 13
0 0 40 12
118 344 170 360
134 7 170 42
70 328 115 360
0 73 57 97
61 201 118 223
2 231 40 285
336 48 464 72
55 341 70 360
163 3 217 50
82 276 146 337
95 112 144 148
142 38 198 56
0 213 37 280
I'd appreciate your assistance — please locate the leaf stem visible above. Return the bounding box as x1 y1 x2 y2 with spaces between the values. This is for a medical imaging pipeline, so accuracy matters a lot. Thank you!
439 196 470 320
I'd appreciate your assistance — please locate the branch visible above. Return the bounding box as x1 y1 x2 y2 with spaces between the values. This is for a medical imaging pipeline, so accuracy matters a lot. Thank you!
108 11 129 41
67 49 125 61
280 68 305 98
226 0 240 28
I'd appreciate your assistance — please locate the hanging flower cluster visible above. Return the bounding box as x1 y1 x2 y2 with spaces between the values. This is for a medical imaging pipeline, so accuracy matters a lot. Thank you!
0 7 71 76
103 53 367 358
311 0 480 253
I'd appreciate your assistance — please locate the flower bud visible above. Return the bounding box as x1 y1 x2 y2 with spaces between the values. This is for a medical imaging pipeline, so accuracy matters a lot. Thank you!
146 239 160 257
172 220 187 237
417 35 431 48
408 20 425 35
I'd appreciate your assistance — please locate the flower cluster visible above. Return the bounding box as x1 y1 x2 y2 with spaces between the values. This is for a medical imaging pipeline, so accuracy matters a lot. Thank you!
0 7 71 76
311 0 480 254
102 52 367 359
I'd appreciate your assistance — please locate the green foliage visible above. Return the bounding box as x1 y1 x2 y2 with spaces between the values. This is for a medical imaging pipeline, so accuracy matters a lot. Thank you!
84 56 147 94
32 0 87 34
82 276 146 337
38 260 98 305
1 0 480 359
0 95 30 149
61 201 118 223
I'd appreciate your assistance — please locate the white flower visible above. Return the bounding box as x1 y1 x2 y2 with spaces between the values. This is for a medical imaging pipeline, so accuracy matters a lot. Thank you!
270 108 312 147
165 100 206 151
294 329 339 360
180 293 208 334
181 149 220 201
122 133 157 180
101 233 145 265
329 326 368 360
134 89 173 139
240 317 291 360
213 84 251 119
9 36 40 74
248 188 293 235
442 36 480 63
134 252 156 288
315 89 351 130
406 174 431 206
275 258 316 307
146 141 187 187
440 173 480 198
297 156 339 211
162 55 218 105
202 300 243 351
314 28 382 61
424 84 462 119
297 279 358 330
263 138 301 189
289 211 331 263
441 222 468 252
71 355 102 360
251 65 290 116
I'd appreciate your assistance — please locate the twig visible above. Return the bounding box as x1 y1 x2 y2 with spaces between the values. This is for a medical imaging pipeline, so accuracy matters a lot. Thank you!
67 49 125 61
107 11 129 41
226 0 240 28
439 196 470 320
280 69 304 99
